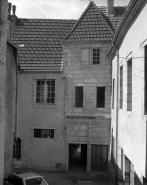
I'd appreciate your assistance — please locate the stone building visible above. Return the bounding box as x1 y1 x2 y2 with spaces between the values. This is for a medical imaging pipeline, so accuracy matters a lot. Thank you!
12 0 126 172
0 1 18 183
108 0 147 184
63 0 126 173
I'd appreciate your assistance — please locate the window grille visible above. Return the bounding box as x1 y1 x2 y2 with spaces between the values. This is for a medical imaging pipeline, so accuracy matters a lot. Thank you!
34 129 54 139
92 48 100 64
13 138 21 159
36 80 55 104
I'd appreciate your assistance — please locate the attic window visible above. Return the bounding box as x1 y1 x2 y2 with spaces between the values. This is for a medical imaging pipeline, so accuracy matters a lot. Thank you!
92 48 100 64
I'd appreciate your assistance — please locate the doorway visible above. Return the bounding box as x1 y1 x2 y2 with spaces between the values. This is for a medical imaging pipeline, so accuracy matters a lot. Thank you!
91 145 108 172
68 144 87 172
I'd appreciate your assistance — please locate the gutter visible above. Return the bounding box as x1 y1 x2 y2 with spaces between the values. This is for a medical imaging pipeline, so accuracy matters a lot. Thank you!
108 0 144 58
115 49 119 184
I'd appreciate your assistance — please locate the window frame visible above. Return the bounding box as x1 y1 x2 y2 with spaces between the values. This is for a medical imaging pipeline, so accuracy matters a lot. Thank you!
75 86 84 108
119 66 123 109
96 86 105 108
92 48 100 65
127 58 132 111
35 79 55 105
144 45 147 114
33 128 55 139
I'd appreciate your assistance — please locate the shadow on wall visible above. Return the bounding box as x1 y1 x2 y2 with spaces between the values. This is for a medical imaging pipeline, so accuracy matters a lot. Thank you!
109 135 146 185
110 161 145 185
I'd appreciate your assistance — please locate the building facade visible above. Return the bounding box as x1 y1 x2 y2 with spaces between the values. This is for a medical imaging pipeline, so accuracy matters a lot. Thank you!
0 1 18 182
12 0 126 172
108 0 147 184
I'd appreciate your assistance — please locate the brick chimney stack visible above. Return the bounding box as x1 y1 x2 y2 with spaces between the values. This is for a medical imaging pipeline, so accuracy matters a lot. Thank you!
8 2 12 15
107 0 114 15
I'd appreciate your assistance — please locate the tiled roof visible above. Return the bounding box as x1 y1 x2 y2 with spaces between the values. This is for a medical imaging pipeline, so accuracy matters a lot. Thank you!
64 2 127 41
12 2 126 72
12 19 76 72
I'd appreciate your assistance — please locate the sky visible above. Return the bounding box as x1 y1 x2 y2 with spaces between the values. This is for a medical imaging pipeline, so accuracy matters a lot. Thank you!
8 0 130 19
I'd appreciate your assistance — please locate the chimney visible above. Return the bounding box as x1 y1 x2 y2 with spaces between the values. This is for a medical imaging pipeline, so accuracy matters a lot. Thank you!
12 5 16 15
107 0 114 15
8 2 12 15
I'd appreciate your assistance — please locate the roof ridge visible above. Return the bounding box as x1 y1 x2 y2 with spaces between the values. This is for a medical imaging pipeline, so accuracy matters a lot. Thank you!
93 3 114 34
64 1 114 41
18 18 77 21
64 1 94 41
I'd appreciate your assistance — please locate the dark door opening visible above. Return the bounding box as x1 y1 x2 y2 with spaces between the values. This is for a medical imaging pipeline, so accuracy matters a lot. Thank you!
91 145 108 172
68 144 87 172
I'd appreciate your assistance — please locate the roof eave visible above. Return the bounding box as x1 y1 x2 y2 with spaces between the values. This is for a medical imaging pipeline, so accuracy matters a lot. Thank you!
108 0 146 58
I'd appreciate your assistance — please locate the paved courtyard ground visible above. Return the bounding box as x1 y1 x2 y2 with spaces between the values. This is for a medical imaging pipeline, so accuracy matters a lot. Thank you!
38 172 113 185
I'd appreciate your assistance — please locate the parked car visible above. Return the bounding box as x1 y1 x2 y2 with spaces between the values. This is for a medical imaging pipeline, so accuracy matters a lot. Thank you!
3 171 49 185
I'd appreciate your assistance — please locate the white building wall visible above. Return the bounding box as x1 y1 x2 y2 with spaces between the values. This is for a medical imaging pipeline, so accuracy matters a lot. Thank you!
111 4 147 184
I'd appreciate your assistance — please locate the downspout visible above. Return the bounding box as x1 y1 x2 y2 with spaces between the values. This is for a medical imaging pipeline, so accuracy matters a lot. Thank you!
15 56 19 139
115 49 119 184
63 75 67 169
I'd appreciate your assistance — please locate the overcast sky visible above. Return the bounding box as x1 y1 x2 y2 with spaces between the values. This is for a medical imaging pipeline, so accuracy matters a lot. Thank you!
8 0 130 19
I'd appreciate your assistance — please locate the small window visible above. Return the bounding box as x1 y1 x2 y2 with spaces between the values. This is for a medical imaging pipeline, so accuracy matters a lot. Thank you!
92 48 100 64
36 79 55 104
127 59 132 111
112 78 115 109
120 66 123 109
145 46 147 114
75 86 83 108
97 87 105 108
34 129 54 139
13 138 21 159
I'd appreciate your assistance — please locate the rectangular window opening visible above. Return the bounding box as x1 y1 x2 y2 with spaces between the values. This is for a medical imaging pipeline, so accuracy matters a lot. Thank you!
75 86 83 108
36 79 55 104
34 129 54 139
97 87 105 108
92 48 100 64
127 59 132 111
112 78 115 109
120 66 123 109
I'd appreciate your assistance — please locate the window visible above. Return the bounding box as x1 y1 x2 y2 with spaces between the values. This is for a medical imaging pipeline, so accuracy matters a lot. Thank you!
81 48 90 65
34 129 54 139
25 177 47 185
120 66 123 109
13 138 21 159
15 177 23 185
75 86 83 107
92 48 100 64
97 87 105 108
127 59 132 111
36 80 55 104
112 78 115 109
145 46 147 114
5 174 16 184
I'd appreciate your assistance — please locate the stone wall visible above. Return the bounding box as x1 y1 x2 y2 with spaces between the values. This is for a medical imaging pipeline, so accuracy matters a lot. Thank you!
0 0 8 183
63 41 112 172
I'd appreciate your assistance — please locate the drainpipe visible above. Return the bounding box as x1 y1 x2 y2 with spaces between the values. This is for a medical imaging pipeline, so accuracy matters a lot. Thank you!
63 75 67 168
15 58 19 139
115 49 119 184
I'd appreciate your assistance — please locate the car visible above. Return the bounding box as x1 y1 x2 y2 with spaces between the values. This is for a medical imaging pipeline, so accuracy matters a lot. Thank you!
3 171 49 185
